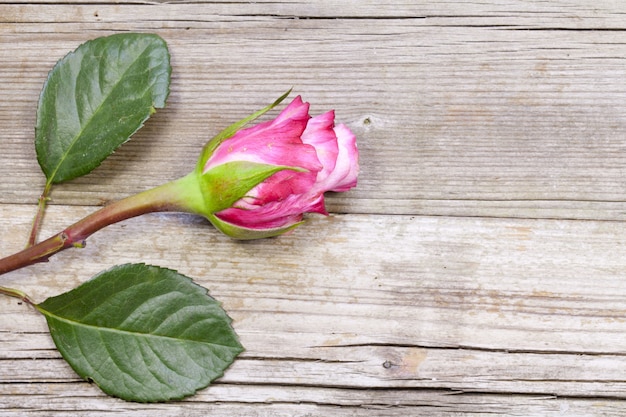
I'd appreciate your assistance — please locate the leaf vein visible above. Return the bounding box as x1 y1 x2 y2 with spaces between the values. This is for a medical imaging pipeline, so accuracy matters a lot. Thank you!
42 308 238 350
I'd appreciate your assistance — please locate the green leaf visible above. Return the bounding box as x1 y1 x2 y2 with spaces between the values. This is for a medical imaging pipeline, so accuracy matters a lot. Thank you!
36 264 243 402
35 33 171 185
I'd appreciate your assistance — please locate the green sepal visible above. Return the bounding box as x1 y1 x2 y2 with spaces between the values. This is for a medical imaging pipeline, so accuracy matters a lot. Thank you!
198 160 304 214
195 89 291 174
207 213 304 240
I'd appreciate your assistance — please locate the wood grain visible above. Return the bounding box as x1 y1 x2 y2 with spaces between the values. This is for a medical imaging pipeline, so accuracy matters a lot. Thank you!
2 1 626 415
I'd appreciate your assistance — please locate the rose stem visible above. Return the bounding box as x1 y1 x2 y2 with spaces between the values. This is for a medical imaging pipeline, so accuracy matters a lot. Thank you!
0 173 200 277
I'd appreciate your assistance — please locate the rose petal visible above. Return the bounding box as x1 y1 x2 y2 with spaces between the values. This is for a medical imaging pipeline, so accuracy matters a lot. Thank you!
204 96 319 173
272 95 309 125
301 110 339 185
224 95 310 141
246 169 318 205
217 190 328 230
311 123 358 193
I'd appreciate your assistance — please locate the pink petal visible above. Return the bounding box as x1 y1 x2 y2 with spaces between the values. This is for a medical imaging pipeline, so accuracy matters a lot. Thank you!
205 123 319 170
204 96 319 172
272 95 309 125
223 96 310 141
312 123 359 193
217 190 328 230
246 169 318 205
331 124 359 191
301 110 339 185
216 207 303 230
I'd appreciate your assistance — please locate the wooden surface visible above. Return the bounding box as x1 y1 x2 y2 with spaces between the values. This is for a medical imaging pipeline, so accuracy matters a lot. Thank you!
3 1 626 415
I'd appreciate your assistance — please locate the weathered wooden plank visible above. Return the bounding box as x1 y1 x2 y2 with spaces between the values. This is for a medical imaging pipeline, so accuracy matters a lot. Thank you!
5 335 626 397
4 206 626 355
2 205 626 404
1 0 626 24
3 381 626 417
2 3 626 219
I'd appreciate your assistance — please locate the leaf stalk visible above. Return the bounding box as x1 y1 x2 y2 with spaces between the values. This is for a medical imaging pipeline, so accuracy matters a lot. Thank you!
26 182 52 248
0 285 35 304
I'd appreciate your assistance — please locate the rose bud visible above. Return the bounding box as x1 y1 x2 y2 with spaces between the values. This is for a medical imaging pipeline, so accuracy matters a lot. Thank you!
188 93 359 239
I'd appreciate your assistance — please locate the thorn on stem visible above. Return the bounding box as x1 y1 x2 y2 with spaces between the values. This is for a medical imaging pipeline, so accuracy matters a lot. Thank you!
73 240 87 249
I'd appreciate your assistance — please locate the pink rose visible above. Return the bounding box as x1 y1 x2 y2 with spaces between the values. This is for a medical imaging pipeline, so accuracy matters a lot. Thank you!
197 95 359 239
0 93 359 278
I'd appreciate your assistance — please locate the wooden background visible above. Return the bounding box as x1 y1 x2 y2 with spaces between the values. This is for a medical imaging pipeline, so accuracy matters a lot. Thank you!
2 1 626 415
